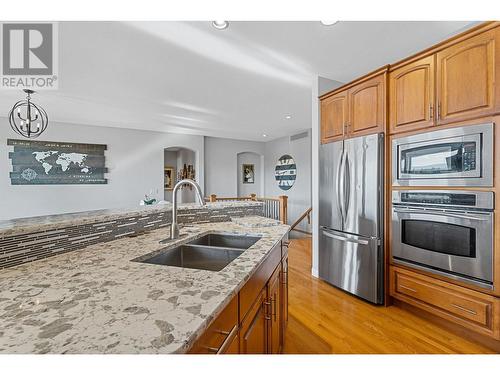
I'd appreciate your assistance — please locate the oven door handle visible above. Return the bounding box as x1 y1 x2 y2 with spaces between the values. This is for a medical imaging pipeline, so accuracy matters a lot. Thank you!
393 208 489 221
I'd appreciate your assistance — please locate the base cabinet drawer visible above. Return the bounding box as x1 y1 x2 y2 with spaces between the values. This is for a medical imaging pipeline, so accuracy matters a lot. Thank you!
390 266 500 339
188 294 239 354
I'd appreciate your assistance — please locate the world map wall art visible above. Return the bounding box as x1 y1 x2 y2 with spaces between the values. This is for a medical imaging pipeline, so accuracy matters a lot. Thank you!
7 139 108 185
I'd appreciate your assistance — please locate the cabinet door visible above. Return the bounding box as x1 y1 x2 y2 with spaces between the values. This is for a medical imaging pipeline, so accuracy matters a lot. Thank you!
220 330 239 354
280 255 288 349
389 55 435 134
348 73 386 136
320 90 348 143
281 255 288 328
240 288 268 354
436 28 498 124
267 265 282 354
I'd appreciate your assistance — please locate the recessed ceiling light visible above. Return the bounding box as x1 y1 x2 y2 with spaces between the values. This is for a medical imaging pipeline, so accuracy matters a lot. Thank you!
262 134 268 137
285 115 292 119
320 21 339 26
212 21 229 30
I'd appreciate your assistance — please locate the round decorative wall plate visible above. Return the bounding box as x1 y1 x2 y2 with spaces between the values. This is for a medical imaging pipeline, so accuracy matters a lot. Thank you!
275 154 296 191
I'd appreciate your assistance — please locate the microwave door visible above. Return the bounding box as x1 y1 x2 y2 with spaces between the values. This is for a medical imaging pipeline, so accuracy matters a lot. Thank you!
343 133 384 238
392 122 493 187
319 140 344 231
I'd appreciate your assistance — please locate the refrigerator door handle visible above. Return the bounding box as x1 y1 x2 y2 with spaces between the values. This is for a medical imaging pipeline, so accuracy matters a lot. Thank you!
343 151 351 221
322 229 370 245
337 150 346 222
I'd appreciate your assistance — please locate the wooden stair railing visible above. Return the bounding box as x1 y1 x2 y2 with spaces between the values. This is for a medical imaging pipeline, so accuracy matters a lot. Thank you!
289 207 312 235
206 194 288 224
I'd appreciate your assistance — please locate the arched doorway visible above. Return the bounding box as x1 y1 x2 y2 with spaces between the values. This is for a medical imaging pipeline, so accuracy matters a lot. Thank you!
237 151 264 197
164 147 197 203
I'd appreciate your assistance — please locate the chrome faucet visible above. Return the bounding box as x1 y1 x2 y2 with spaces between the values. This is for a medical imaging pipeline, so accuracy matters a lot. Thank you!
170 179 205 239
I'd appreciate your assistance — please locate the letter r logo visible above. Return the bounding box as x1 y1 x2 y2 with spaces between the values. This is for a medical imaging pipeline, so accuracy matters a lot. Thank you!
2 23 53 75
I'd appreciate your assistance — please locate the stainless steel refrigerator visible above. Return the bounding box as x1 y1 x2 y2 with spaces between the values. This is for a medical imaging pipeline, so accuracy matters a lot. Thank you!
319 133 384 304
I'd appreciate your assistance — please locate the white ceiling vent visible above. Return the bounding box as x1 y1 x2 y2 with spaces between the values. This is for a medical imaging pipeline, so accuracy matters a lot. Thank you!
290 131 309 142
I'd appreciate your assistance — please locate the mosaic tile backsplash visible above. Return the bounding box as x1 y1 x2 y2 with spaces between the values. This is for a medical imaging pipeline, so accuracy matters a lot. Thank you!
0 204 264 269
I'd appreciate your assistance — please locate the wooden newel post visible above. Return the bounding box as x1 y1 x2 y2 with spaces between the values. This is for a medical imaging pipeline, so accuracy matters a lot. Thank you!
250 193 257 201
210 194 217 203
279 195 288 224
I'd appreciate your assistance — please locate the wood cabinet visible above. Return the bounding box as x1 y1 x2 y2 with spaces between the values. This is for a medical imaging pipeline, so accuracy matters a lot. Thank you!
389 55 435 133
390 266 500 340
240 287 269 354
240 263 284 354
348 73 386 136
188 294 239 354
281 253 289 332
188 235 289 354
320 70 387 143
267 265 282 354
389 25 500 134
320 90 347 143
436 28 499 124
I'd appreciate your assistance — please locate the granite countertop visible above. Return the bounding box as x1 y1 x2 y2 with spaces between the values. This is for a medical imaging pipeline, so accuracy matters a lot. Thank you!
0 201 263 237
0 216 289 354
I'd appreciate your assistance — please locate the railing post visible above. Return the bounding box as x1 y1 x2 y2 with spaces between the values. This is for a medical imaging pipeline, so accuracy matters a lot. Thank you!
210 194 217 203
279 195 288 224
250 193 257 201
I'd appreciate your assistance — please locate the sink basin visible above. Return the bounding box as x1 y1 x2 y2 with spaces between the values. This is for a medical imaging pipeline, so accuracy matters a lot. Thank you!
187 233 261 249
136 244 244 271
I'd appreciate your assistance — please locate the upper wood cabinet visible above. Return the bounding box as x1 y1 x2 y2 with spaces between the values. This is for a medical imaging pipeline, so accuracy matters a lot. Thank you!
320 70 387 143
325 24 500 137
348 73 386 136
389 55 435 134
436 28 499 124
320 90 347 143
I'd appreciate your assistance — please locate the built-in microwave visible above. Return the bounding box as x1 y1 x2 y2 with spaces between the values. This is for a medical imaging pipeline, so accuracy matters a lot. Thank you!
392 123 494 187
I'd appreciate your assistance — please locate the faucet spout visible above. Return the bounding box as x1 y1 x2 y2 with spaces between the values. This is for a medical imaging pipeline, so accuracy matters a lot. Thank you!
170 179 205 239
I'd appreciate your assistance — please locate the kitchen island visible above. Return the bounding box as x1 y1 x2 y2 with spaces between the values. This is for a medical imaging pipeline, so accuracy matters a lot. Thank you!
0 215 289 354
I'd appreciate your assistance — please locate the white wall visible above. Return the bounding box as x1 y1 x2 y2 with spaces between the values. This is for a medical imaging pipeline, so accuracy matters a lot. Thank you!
237 152 263 197
0 118 204 220
204 137 265 197
264 130 312 234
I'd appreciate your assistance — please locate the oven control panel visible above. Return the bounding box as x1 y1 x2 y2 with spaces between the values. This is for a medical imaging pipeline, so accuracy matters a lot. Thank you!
392 190 494 210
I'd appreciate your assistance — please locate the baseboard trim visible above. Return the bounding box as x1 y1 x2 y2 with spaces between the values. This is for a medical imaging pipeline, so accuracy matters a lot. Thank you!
311 267 319 278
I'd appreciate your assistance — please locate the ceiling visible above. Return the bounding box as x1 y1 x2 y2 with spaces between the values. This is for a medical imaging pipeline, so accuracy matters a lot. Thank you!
0 21 476 141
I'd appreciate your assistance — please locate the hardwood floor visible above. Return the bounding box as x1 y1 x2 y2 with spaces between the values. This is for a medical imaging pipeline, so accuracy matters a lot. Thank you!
283 238 497 354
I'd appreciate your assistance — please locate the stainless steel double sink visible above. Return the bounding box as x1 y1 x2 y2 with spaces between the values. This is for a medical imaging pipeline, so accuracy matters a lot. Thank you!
133 233 261 272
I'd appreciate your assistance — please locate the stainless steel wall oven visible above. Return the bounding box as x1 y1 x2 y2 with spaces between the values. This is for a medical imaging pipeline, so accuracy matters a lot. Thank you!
392 123 494 187
392 190 494 289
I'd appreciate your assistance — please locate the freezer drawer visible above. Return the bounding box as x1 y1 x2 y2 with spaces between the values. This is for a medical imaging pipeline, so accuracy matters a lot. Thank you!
319 227 383 304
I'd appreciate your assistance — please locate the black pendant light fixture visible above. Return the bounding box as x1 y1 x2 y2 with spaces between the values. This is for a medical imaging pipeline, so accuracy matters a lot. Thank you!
8 89 49 138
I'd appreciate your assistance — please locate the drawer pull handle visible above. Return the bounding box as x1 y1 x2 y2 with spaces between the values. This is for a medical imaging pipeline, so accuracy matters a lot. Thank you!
399 285 417 293
204 325 238 354
451 303 477 316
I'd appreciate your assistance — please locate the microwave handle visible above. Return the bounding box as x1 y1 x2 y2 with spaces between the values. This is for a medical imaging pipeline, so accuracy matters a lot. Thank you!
393 208 489 221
